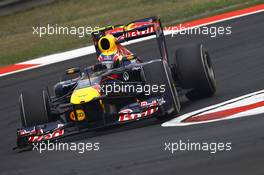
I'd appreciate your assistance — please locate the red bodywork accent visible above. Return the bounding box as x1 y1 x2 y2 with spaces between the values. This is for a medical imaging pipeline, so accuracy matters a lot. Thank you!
28 129 64 142
184 100 264 122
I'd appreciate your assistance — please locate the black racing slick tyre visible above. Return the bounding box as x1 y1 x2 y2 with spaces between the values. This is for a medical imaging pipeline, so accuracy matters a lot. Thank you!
143 60 180 119
19 90 51 127
175 44 216 100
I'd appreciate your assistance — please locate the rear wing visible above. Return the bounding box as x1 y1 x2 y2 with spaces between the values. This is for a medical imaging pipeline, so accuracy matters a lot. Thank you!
92 16 169 61
92 17 160 42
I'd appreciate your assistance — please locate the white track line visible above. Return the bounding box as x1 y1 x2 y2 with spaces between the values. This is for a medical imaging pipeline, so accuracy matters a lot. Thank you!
162 90 264 127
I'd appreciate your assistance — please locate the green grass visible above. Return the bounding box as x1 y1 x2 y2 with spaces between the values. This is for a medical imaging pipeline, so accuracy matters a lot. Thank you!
0 0 263 66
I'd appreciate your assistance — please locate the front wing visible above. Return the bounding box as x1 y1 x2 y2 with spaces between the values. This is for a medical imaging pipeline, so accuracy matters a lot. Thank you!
15 96 167 149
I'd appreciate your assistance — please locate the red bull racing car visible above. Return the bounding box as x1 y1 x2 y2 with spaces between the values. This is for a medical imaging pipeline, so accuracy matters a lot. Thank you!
15 17 216 149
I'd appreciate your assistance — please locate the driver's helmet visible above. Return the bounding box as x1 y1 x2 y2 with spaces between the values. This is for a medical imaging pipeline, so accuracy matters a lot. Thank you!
97 34 120 69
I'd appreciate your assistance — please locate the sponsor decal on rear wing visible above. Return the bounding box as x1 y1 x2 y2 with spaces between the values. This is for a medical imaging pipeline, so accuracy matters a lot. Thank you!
92 16 162 43
105 21 161 42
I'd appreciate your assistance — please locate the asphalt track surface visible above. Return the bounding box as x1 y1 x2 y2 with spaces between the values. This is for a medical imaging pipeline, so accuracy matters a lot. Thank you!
0 12 264 175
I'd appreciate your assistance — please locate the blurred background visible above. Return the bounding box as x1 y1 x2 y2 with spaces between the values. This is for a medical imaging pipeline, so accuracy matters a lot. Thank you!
0 0 263 67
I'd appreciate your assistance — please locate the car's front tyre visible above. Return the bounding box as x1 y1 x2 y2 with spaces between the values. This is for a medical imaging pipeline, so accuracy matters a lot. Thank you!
19 90 51 127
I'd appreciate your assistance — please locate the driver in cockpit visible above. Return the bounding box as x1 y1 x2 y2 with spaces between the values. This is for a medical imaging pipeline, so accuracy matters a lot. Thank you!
95 34 140 70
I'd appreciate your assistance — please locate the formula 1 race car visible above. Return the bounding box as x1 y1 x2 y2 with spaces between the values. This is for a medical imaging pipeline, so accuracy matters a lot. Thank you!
15 16 216 148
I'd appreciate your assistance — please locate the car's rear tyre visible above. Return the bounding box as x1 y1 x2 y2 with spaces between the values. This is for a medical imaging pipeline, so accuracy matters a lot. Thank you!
175 44 216 100
143 60 180 120
19 90 51 127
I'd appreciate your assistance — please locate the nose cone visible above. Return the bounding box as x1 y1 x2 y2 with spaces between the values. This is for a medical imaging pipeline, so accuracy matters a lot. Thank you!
70 87 100 104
